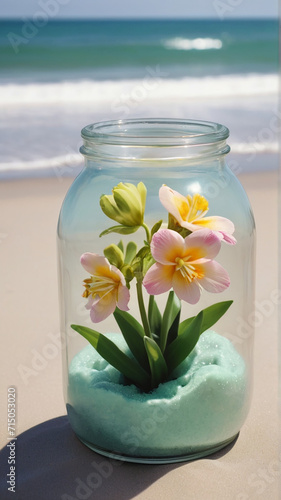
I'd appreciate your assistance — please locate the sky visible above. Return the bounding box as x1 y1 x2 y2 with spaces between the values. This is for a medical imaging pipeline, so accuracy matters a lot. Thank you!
0 0 278 19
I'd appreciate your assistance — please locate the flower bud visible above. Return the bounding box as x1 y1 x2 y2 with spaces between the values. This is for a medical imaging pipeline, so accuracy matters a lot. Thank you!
103 244 124 269
100 182 146 227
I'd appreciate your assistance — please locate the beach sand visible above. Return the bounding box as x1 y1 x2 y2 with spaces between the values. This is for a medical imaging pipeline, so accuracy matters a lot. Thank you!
0 169 278 499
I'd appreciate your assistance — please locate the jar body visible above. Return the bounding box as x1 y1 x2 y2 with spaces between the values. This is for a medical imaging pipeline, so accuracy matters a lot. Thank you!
57 119 255 463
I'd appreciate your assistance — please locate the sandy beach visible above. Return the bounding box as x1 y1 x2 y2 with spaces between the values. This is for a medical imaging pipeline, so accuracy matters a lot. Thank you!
0 169 278 499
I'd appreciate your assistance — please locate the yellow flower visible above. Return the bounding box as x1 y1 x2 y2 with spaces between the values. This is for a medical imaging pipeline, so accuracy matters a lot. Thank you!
81 253 129 323
143 229 230 304
100 182 146 227
159 186 236 245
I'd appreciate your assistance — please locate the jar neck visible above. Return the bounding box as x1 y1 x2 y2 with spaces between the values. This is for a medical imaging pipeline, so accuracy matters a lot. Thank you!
80 118 230 164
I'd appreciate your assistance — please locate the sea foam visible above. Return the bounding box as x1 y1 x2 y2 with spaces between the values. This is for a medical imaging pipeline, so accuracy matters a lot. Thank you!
163 37 223 50
0 140 277 180
0 73 277 107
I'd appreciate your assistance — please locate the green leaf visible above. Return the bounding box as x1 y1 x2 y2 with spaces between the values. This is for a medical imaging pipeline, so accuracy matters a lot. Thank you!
135 245 150 260
148 295 162 339
142 252 155 275
160 291 181 352
144 336 168 389
99 225 140 237
121 264 134 284
166 309 181 346
113 309 149 372
124 241 138 265
71 324 150 390
151 220 162 237
178 317 193 334
131 257 142 276
117 240 124 253
131 245 152 275
165 312 203 373
179 300 233 336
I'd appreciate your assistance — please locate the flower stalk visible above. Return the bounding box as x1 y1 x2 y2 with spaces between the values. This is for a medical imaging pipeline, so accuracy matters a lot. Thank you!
142 222 151 244
136 278 152 339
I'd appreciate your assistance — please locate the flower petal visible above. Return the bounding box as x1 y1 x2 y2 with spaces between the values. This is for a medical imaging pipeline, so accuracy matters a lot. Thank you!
221 233 237 245
116 283 130 311
143 263 174 295
137 181 147 210
193 215 235 234
100 194 123 223
184 229 221 260
110 265 127 285
188 215 236 244
199 261 230 293
172 271 201 304
159 185 189 224
113 183 143 226
81 253 110 276
150 228 185 265
85 296 94 310
90 292 117 323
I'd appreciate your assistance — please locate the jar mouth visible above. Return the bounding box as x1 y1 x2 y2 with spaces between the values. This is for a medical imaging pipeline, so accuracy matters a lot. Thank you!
81 118 229 147
80 118 230 162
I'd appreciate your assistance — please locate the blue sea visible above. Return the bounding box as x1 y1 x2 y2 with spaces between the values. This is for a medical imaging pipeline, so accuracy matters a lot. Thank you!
0 19 278 179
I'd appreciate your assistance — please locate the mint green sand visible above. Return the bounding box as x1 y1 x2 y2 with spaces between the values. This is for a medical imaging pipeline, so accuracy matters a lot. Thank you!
67 330 247 460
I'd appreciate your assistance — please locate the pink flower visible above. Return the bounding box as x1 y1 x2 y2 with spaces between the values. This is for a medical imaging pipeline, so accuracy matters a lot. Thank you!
143 229 230 304
159 185 236 245
81 253 129 323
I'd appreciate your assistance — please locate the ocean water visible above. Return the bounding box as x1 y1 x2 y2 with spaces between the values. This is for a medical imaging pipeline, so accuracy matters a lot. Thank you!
0 19 278 179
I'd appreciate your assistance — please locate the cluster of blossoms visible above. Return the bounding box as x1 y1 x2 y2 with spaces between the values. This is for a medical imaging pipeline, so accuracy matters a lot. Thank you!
81 183 235 323
72 181 235 391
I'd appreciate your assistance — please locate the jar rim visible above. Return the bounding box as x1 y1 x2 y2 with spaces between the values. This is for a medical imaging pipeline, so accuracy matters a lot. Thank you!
81 118 229 147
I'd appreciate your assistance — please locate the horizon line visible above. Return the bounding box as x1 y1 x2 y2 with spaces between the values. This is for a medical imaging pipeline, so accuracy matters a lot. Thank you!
0 16 278 21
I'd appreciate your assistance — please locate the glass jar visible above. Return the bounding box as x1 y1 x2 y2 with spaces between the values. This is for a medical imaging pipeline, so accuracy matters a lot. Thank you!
57 118 255 464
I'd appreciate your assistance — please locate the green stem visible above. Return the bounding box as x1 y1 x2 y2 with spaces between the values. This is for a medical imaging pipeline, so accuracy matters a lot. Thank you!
142 223 151 243
148 294 155 320
136 279 152 338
